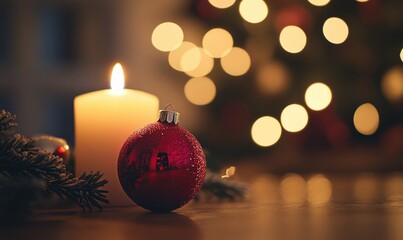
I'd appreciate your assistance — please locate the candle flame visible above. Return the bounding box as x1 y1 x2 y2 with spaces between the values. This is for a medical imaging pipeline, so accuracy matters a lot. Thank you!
111 63 125 92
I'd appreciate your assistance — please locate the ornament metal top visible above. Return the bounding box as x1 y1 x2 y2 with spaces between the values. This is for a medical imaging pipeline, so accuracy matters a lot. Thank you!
117 106 206 212
158 108 179 124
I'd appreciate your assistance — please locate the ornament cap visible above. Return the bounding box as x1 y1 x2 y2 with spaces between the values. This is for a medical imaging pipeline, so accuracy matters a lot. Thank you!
158 105 180 124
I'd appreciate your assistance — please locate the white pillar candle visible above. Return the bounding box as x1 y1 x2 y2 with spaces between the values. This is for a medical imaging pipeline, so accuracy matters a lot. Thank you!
74 63 159 206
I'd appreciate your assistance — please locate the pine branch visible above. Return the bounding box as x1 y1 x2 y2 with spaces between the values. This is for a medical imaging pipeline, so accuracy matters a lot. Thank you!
196 170 247 201
0 110 109 210
0 110 17 132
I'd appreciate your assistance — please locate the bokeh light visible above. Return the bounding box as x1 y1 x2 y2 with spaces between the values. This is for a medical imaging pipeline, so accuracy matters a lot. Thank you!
353 103 379 135
280 173 307 205
184 77 217 105
251 116 282 147
209 0 236 9
239 0 269 24
248 174 280 203
356 0 369 2
220 47 251 76
307 174 332 205
307 0 331 7
180 47 202 72
185 48 214 77
249 175 280 204
304 82 332 111
202 28 233 58
400 48 403 62
168 41 197 71
280 104 309 133
381 66 403 102
152 22 184 52
279 26 307 53
323 17 349 44
353 173 380 203
256 61 290 96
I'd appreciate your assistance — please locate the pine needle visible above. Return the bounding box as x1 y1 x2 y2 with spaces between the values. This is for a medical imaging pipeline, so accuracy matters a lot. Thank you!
0 110 109 210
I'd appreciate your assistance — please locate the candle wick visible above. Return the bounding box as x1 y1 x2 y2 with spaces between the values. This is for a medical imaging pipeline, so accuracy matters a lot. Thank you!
110 88 124 95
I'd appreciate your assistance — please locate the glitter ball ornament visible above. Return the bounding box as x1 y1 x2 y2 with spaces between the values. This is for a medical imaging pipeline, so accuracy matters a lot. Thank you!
118 108 206 212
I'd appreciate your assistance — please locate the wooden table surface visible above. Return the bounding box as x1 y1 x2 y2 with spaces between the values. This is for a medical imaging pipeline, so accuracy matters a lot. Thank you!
2 168 403 240
1 199 403 240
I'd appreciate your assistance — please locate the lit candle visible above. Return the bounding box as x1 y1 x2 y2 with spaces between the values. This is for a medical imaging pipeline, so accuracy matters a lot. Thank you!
74 63 159 206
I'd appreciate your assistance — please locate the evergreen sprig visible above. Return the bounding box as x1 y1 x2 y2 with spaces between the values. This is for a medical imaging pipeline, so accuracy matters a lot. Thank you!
196 170 247 201
0 110 109 210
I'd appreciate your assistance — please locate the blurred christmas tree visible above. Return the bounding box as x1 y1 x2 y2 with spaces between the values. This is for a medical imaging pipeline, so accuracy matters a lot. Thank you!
156 0 403 158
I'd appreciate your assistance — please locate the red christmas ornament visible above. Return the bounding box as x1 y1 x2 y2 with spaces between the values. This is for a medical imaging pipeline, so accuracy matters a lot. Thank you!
118 108 206 212
31 135 70 164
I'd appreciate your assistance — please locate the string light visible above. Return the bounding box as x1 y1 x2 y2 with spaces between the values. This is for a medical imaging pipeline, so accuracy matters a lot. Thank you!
251 116 282 147
279 26 307 54
353 103 379 135
280 104 309 133
185 48 214 77
152 22 183 52
202 28 234 58
307 0 331 7
304 82 332 111
382 66 403 102
184 77 217 105
323 17 349 44
239 0 269 24
220 47 251 76
209 0 236 9
168 41 198 71
180 47 202 72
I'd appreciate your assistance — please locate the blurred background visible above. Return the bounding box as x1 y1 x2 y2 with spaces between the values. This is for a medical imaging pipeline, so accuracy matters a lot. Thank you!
0 0 402 173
